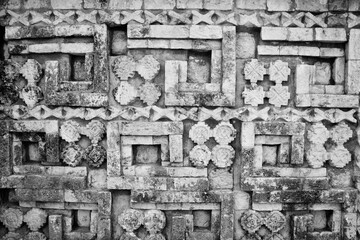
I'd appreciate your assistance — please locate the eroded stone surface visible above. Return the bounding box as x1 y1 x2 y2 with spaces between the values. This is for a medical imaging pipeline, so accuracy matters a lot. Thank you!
1 3 360 240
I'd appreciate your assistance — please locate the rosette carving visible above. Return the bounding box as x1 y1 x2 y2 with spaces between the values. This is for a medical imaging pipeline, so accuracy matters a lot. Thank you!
24 232 47 240
143 210 166 235
136 55 160 81
82 120 105 144
60 120 81 143
2 232 22 240
264 211 286 233
24 208 47 232
61 143 84 167
118 209 144 232
113 81 138 105
60 120 106 167
240 210 263 233
138 82 161 106
211 145 235 168
189 145 211 168
86 144 106 168
189 122 212 145
306 122 353 168
112 56 136 80
0 208 23 232
19 59 43 108
213 122 236 145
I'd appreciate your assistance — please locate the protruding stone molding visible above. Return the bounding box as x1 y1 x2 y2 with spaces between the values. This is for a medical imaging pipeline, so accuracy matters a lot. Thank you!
0 105 357 123
1 10 358 29
240 210 286 234
106 121 184 179
130 190 234 240
60 120 106 168
0 120 60 176
306 121 353 168
111 55 162 106
189 121 236 168
243 59 291 107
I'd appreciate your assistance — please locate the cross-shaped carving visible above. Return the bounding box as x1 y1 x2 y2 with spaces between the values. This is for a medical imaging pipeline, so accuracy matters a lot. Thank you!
333 109 357 123
243 86 265 107
304 12 327 27
246 107 270 121
270 107 293 121
192 10 215 25
269 60 290 84
29 11 52 24
198 107 224 121
84 107 119 120
98 11 121 25
244 59 266 86
259 12 281 26
327 13 347 27
76 10 98 24
151 106 176 121
119 106 151 121
348 13 360 28
281 12 305 27
121 10 144 24
8 10 30 26
215 11 237 25
239 13 262 27
175 107 198 121
223 107 247 121
266 85 290 107
168 10 191 24
144 10 168 24
53 11 75 24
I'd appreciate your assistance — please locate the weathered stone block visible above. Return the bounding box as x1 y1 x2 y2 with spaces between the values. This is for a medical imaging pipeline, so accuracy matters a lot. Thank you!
329 0 349 11
261 27 287 41
108 0 142 9
346 60 360 94
84 0 108 9
14 189 64 202
295 0 328 11
204 0 233 10
315 28 347 42
236 32 256 59
24 0 51 9
50 0 82 9
77 210 91 227
347 29 360 59
267 0 294 11
349 0 360 11
236 0 266 9
49 215 63 240
288 28 314 41
144 0 176 9
177 0 202 8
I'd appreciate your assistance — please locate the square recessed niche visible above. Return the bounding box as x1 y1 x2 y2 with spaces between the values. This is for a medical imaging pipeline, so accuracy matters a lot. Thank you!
133 145 161 165
187 51 211 84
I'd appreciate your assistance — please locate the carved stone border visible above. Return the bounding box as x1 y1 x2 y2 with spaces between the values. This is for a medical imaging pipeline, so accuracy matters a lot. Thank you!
107 121 184 178
130 190 234 240
239 122 323 192
159 26 236 106
252 189 357 239
0 120 59 176
5 24 109 107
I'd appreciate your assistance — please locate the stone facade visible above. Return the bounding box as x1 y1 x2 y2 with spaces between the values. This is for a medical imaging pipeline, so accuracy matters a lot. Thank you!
0 0 360 239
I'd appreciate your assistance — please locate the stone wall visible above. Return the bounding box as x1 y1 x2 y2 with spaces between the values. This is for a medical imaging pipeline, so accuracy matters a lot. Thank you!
0 0 359 239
